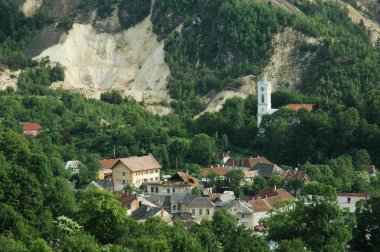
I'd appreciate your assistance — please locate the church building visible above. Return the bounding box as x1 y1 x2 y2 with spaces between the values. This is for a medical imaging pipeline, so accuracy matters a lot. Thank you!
257 77 278 126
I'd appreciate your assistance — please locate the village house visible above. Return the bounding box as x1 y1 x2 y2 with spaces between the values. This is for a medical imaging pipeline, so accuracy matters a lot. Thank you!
99 158 119 180
131 205 172 223
225 200 255 230
64 160 83 174
22 122 43 137
118 193 157 215
201 166 229 181
225 156 272 171
250 163 284 178
281 169 309 183
337 193 370 212
112 155 161 191
182 197 215 222
250 187 295 226
146 172 198 195
216 152 231 165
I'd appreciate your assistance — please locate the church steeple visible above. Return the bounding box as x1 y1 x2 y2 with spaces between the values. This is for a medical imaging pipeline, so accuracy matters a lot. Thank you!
257 76 272 126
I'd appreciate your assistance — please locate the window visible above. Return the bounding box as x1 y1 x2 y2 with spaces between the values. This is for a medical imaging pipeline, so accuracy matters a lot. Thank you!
173 205 176 211
178 205 181 211
122 180 125 184
206 209 210 215
347 197 351 204
156 187 158 193
167 188 170 193
122 172 126 176
155 169 158 173
261 93 264 103
199 209 203 215
150 178 153 181
241 214 246 218
151 187 154 193
150 170 153 173
145 171 148 174
172 188 176 193
155 177 158 181
144 178 148 182
139 201 142 206
192 209 195 214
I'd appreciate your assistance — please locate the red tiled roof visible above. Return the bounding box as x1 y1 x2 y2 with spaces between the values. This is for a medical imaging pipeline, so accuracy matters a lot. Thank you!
250 188 295 212
281 170 309 182
254 187 295 200
284 104 313 112
22 122 42 131
202 167 228 177
102 159 119 169
337 193 370 198
170 172 199 186
225 156 271 168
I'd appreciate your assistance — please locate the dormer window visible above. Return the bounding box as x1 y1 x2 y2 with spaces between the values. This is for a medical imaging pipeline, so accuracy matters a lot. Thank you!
261 94 264 103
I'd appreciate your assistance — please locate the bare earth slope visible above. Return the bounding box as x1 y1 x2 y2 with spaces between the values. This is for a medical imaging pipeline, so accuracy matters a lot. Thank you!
35 16 170 106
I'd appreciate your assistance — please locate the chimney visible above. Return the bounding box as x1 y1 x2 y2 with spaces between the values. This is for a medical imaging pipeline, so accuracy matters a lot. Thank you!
250 156 252 159
274 185 277 191
161 208 164 218
295 167 298 171
186 170 189 175
211 165 213 168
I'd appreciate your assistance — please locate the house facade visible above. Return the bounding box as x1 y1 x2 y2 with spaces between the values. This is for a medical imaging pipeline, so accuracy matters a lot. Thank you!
112 155 161 191
146 172 198 195
182 197 215 221
225 200 255 229
337 193 369 212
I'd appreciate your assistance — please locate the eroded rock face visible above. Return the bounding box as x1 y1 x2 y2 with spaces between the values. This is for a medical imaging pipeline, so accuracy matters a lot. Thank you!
35 16 170 105
21 0 43 17
263 27 319 90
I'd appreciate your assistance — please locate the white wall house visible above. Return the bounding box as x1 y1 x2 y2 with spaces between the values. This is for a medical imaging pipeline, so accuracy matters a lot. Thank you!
337 193 369 212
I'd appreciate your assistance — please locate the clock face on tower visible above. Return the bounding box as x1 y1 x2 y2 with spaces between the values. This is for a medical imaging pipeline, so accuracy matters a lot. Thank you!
260 87 265 92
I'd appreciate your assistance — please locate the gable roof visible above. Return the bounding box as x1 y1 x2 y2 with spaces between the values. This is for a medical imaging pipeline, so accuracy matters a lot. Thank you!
202 166 229 177
132 205 168 220
250 163 284 177
171 193 195 205
22 122 42 131
114 155 161 172
145 195 171 209
184 197 215 208
118 194 138 208
251 187 295 212
254 187 295 200
169 172 198 186
283 104 313 112
102 159 119 169
225 156 271 168
225 200 253 214
281 169 309 182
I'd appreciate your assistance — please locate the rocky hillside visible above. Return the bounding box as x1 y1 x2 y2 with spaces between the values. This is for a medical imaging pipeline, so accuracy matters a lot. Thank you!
2 0 380 114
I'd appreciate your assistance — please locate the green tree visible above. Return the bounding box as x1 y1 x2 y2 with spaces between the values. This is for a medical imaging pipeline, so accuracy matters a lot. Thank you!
276 239 310 252
77 189 128 243
226 169 245 198
252 176 267 195
189 134 216 166
351 191 380 251
268 183 354 251
29 238 52 252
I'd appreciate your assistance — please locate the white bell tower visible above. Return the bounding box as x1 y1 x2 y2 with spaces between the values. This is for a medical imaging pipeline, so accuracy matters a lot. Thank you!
257 77 272 126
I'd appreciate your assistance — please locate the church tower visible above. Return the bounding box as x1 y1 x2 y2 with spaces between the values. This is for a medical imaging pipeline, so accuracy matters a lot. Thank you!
257 77 272 126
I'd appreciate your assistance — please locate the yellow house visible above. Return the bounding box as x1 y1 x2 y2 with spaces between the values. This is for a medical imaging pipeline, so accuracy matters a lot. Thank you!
112 155 161 191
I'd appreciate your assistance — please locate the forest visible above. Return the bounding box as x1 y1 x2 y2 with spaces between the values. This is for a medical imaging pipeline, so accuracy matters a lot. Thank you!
0 0 380 251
